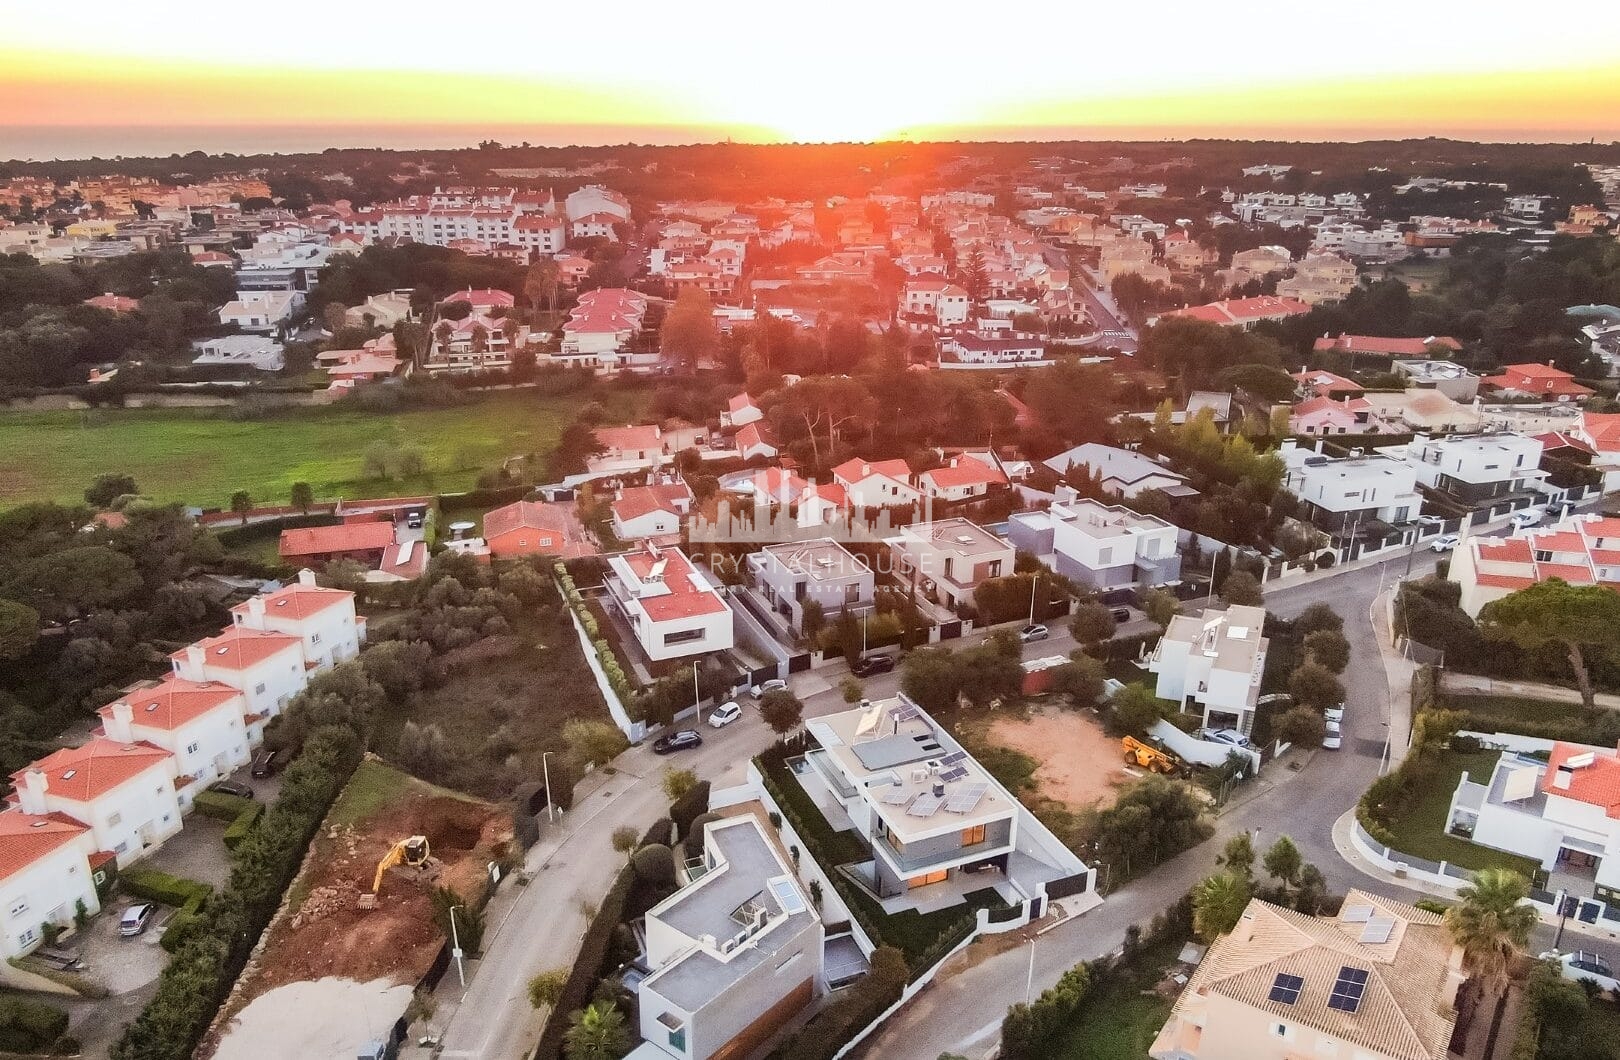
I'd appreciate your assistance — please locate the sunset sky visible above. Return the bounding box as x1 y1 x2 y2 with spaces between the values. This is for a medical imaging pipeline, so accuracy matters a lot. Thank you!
4 0 1620 155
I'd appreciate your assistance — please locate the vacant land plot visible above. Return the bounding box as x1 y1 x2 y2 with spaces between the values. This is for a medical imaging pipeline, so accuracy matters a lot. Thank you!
988 704 1131 811
207 759 510 1057
0 388 643 509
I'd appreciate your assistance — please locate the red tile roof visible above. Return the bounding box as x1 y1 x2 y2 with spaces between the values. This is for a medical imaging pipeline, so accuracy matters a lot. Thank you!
923 460 1006 489
0 810 89 882
483 500 566 542
621 548 728 621
14 739 172 803
1533 431 1595 455
1164 295 1311 325
99 679 242 732
612 484 691 524
1483 364 1594 398
833 458 912 485
173 628 301 671
279 521 394 558
1312 334 1462 357
1543 743 1620 815
595 424 663 453
727 392 756 414
1582 412 1620 451
1476 537 1534 563
442 288 514 308
230 583 353 621
737 422 777 452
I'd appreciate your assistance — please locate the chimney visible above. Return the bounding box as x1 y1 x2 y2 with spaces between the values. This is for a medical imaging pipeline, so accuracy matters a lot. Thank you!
18 769 48 815
298 568 317 587
179 644 206 679
107 700 135 743
243 595 266 628
1553 766 1573 790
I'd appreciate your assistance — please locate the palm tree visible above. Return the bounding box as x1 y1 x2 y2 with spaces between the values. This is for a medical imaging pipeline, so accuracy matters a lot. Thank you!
1192 872 1252 942
1444 868 1538 988
563 1000 630 1060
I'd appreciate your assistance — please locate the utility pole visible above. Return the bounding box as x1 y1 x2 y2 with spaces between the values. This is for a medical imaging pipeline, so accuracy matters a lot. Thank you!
693 661 701 724
449 905 466 987
1028 570 1039 625
541 751 557 823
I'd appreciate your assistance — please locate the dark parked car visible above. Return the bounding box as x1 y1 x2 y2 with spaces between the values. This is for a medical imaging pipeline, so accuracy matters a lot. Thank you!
208 780 254 800
250 749 282 778
1110 607 1131 623
653 730 704 755
849 654 896 677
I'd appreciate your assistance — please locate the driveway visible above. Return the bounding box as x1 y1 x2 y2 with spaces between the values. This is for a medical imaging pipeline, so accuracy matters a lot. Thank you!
140 814 232 888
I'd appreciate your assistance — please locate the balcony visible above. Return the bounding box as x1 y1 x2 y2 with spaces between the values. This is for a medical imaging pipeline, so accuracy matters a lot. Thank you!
875 832 1009 877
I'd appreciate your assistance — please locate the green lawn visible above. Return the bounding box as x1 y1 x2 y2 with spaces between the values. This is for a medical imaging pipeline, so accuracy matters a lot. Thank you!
0 388 642 510
1049 938 1182 1059
1383 748 1541 875
839 883 1005 965
1444 693 1591 727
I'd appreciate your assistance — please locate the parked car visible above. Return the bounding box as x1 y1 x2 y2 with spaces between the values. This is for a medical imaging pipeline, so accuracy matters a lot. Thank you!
1540 950 1620 991
849 654 896 678
250 749 281 778
208 780 254 800
653 729 704 754
1430 534 1461 553
119 903 157 937
1019 623 1049 642
1415 515 1445 528
1511 507 1546 529
1324 702 1346 724
1322 720 1343 750
708 702 743 729
1202 728 1252 749
406 515 424 530
750 679 788 699
1109 607 1131 623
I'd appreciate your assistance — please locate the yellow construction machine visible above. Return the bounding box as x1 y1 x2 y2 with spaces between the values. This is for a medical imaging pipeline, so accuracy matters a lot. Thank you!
1121 736 1186 776
372 835 432 894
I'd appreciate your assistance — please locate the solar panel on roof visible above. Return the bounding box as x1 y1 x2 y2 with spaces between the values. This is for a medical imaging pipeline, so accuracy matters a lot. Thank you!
890 702 923 723
1327 966 1369 1013
882 788 912 805
938 750 968 766
1340 904 1374 923
945 783 990 814
907 793 943 817
1268 973 1303 1005
1360 916 1396 944
938 765 970 783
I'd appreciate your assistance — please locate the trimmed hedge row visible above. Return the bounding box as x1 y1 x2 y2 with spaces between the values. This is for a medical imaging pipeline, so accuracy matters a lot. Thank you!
223 802 265 851
121 868 213 908
531 862 635 1060
192 790 254 822
555 563 635 704
214 513 339 549
0 995 70 1054
768 945 907 1060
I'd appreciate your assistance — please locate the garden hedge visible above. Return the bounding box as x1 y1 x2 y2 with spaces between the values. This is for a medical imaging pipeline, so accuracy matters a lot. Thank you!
0 995 70 1054
192 790 254 822
120 868 213 908
222 802 265 850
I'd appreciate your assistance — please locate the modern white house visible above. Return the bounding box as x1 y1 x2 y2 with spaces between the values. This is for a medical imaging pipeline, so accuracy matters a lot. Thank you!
888 518 1015 610
1148 606 1270 736
1005 498 1181 591
0 810 105 959
217 290 301 332
605 544 734 661
192 334 286 371
228 570 364 672
1042 444 1194 499
795 697 1094 907
936 333 1051 369
96 679 251 811
1379 433 1545 511
10 740 182 868
748 539 874 634
1280 440 1422 535
1448 741 1620 908
637 814 823 1060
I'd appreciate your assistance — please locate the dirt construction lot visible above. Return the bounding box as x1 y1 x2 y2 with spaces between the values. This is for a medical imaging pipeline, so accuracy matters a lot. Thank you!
204 759 511 1057
988 705 1132 810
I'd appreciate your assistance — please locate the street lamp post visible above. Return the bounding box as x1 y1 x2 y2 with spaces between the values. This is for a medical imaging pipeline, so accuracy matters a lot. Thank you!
693 661 702 724
1028 571 1039 625
541 751 557 823
448 905 466 988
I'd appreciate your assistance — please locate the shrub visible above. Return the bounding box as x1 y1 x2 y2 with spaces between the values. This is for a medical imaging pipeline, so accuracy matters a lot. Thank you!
0 995 69 1054
120 868 213 908
669 780 711 840
192 790 254 821
533 866 634 1060
631 844 676 886
222 801 265 851
770 946 906 1060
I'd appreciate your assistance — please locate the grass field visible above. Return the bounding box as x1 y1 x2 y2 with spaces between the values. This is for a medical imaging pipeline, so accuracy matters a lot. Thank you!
1050 938 1181 1059
0 388 643 510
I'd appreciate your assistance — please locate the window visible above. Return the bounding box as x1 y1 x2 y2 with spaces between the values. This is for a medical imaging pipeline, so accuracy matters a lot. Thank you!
254 683 267 695
962 824 987 845
663 628 706 646
667 1027 686 1052
107 812 122 827
310 633 321 645
8 899 28 919
186 742 200 755
1099 546 1114 565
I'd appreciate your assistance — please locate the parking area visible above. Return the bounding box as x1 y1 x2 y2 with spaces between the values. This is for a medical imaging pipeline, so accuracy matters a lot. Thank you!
140 814 232 887
66 892 172 996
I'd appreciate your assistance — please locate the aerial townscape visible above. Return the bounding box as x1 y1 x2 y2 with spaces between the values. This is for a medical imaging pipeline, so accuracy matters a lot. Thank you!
3 9 1620 1060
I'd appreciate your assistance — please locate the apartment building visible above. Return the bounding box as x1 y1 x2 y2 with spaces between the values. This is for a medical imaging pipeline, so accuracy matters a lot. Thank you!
637 814 823 1060
1275 253 1357 305
10 741 181 869
605 544 734 661
1151 891 1462 1060
1449 513 1620 616
1005 498 1181 590
748 539 874 634
342 187 566 258
1148 605 1269 735
888 518 1014 610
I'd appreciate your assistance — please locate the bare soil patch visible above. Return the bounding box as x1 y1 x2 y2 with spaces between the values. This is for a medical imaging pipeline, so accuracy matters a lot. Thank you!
987 704 1132 811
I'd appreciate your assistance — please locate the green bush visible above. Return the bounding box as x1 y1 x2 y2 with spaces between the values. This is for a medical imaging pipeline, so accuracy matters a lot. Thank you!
532 864 634 1060
192 790 255 822
120 868 213 908
769 946 907 1060
159 891 209 954
0 995 69 1054
222 801 265 850
669 780 711 840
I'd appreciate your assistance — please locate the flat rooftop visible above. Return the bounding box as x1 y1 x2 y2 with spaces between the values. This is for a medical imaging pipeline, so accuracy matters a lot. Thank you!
809 697 1016 840
895 518 1009 558
757 538 869 581
1161 605 1270 674
1048 498 1172 540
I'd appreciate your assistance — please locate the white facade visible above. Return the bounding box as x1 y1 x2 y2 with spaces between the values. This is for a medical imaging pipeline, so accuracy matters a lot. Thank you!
229 571 363 672
1381 432 1544 500
13 744 182 868
100 685 251 810
1148 606 1269 734
1280 441 1422 530
565 185 632 222
218 290 300 332
170 632 308 734
0 815 102 959
605 546 734 662
1032 499 1181 591
832 459 921 509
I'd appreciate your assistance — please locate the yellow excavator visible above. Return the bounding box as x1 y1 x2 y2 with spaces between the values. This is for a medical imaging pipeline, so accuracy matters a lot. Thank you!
372 835 432 894
1122 736 1186 776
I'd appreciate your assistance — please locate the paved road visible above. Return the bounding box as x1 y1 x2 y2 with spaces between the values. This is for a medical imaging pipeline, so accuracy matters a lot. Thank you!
1043 243 1139 355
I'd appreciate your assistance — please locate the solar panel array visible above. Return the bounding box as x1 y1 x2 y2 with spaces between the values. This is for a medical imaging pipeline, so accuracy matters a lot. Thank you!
938 765 970 783
938 750 968 766
1327 966 1369 1013
890 696 924 723
882 788 913 805
1267 973 1303 1005
1360 916 1396 944
1340 904 1373 923
945 783 990 814
907 793 943 817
